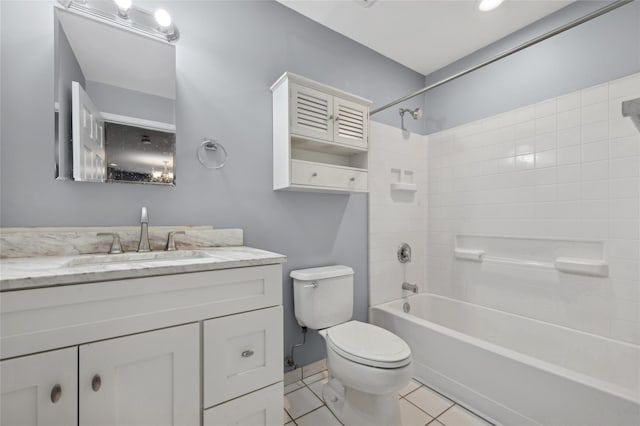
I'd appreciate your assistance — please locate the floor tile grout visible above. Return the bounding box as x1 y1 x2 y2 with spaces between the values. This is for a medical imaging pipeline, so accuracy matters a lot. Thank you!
285 372 491 426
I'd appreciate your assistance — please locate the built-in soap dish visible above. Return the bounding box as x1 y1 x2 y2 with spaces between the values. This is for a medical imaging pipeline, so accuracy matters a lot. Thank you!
390 182 417 192
390 169 417 193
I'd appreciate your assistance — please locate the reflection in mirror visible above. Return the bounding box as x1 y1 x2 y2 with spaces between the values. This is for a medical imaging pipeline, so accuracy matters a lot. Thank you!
54 5 177 185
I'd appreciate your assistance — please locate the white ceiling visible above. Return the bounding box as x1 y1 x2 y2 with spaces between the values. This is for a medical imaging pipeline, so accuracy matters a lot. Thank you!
57 9 176 99
277 0 574 76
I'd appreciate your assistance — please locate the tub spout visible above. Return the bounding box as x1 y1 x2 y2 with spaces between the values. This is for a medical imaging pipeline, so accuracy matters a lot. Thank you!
402 282 418 293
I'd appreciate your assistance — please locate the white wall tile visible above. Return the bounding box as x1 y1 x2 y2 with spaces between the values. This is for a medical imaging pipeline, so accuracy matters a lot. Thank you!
369 121 428 306
427 72 640 345
557 127 581 148
557 145 581 165
557 91 580 112
582 140 609 162
581 101 608 125
610 136 640 158
582 160 609 181
581 83 608 105
581 121 608 144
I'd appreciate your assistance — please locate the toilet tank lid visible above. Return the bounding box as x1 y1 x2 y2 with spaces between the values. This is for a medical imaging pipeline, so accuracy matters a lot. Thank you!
290 265 354 281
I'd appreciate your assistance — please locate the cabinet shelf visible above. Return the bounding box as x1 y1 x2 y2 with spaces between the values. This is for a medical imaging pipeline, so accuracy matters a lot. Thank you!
291 134 368 155
272 72 371 194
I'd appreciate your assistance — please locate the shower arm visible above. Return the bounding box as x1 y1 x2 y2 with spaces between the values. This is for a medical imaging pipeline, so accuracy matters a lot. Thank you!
370 0 634 116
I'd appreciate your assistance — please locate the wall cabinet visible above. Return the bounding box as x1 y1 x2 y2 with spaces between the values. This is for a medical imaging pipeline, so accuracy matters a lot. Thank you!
272 72 371 193
1 264 284 426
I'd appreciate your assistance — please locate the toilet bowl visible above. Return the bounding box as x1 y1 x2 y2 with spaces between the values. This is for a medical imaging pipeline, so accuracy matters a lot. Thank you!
320 321 413 426
291 266 413 426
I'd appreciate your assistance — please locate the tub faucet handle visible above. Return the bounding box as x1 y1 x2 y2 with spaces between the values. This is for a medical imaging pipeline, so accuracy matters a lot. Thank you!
97 233 124 254
165 231 185 251
402 282 418 293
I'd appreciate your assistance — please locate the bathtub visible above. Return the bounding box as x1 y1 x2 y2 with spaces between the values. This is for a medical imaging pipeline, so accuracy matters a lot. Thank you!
370 293 640 426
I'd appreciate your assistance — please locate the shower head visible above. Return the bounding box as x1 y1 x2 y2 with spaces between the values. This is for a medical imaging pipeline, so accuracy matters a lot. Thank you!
399 107 423 120
622 98 640 132
399 107 423 131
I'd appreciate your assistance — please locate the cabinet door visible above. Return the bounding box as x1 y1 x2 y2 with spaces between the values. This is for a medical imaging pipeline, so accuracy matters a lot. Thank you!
290 83 334 142
79 324 199 426
0 347 77 426
203 306 283 408
203 382 282 426
333 96 368 148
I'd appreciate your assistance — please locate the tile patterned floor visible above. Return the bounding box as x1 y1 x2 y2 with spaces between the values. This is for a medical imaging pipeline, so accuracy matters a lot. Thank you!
284 371 494 426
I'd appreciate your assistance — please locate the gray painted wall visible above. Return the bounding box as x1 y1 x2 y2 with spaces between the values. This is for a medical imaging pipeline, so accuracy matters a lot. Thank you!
55 18 85 178
86 81 176 124
0 0 425 368
423 0 640 133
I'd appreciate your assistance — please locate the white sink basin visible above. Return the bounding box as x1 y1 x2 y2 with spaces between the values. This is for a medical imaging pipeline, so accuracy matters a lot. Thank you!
64 250 213 267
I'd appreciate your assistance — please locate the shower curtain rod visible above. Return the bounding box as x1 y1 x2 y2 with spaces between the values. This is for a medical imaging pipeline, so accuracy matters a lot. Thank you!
370 0 634 116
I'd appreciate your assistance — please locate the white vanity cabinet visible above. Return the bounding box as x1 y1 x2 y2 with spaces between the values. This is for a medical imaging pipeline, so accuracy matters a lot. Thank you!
1 348 78 426
79 324 199 426
1 261 284 426
272 72 371 193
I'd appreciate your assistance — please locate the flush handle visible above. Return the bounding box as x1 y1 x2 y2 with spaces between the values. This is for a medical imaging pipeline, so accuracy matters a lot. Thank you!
241 350 254 358
303 281 319 289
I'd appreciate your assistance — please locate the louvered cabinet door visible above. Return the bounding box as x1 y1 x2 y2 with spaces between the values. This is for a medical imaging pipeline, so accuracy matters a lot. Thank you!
290 83 334 142
333 96 368 149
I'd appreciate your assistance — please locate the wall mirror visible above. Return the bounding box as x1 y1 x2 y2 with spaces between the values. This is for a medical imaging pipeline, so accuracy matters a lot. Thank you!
54 4 177 185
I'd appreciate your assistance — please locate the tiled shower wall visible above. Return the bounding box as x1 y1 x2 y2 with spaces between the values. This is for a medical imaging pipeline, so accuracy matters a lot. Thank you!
427 72 640 344
369 121 428 306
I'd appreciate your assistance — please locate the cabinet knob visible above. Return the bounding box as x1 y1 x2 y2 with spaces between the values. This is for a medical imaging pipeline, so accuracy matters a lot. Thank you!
349 177 355 181
311 172 318 177
241 350 254 358
50 384 62 403
91 374 102 392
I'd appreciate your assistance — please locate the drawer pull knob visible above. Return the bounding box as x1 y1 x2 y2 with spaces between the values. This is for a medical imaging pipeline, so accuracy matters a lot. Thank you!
91 374 102 392
241 350 255 358
50 384 62 403
349 177 355 181
311 172 318 177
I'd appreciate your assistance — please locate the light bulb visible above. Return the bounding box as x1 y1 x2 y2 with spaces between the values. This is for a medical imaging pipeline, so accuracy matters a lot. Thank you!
478 0 504 12
113 0 132 17
154 9 172 28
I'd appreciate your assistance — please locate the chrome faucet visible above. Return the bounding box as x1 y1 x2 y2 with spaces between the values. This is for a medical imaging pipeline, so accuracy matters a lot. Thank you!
137 207 151 252
402 282 418 293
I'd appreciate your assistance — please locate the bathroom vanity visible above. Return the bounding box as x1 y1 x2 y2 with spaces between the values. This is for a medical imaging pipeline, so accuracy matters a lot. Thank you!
0 228 286 426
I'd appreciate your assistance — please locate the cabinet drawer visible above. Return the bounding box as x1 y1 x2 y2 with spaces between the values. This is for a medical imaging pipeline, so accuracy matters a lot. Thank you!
203 382 282 426
203 306 283 408
1 264 282 360
291 160 367 191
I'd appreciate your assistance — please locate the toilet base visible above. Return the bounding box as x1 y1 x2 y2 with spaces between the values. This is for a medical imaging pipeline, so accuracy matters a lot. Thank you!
323 378 401 426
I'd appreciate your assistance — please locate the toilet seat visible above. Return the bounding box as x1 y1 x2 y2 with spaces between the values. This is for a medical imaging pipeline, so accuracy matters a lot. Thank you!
326 321 411 369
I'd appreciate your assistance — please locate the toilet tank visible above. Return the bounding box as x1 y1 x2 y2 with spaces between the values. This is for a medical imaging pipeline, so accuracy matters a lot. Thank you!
291 265 354 330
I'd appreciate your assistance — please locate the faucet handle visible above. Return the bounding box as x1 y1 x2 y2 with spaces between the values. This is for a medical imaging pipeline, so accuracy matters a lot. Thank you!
97 233 124 254
165 231 185 251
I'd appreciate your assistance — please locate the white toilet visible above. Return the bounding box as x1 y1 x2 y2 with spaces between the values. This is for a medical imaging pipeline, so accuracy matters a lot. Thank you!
291 265 412 426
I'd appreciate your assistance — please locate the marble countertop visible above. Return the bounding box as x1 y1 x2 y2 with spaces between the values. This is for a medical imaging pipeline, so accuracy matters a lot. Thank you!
0 247 286 291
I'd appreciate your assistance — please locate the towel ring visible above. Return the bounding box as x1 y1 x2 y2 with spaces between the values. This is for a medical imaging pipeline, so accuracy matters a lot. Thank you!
197 139 228 169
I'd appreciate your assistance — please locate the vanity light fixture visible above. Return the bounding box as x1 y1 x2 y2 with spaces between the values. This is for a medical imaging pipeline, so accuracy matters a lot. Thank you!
113 0 132 18
478 0 505 12
154 9 172 29
56 0 179 43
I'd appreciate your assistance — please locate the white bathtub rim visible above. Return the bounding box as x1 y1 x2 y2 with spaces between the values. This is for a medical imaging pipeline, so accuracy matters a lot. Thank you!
372 293 640 405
